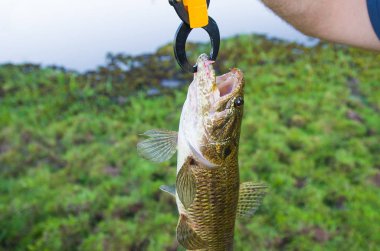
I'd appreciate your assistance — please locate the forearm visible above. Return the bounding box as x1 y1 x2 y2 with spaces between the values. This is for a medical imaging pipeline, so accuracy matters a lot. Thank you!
261 0 380 51
261 0 324 36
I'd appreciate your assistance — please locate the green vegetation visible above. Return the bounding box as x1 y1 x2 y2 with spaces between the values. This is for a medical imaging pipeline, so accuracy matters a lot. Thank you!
0 35 379 251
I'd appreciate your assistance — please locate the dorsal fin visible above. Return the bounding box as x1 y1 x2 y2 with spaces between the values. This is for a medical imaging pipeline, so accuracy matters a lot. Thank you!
137 129 178 163
237 182 267 218
176 214 207 250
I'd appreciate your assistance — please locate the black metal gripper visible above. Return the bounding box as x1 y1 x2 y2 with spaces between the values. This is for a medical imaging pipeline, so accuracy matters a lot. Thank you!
169 0 220 73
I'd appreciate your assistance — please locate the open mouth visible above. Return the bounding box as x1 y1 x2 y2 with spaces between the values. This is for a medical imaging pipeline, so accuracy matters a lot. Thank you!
216 68 243 98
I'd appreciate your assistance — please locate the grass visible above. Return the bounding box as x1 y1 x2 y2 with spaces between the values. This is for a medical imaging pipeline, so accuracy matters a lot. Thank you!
0 34 379 251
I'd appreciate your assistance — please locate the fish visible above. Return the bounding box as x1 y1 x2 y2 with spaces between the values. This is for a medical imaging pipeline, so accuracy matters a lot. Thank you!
137 54 267 251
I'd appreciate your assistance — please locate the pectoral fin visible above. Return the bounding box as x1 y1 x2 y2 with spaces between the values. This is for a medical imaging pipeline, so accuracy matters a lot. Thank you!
176 158 197 209
159 184 176 197
137 129 178 163
237 182 267 218
177 214 207 250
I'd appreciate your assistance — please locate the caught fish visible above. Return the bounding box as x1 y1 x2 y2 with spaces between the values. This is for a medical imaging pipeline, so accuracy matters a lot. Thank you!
138 54 267 250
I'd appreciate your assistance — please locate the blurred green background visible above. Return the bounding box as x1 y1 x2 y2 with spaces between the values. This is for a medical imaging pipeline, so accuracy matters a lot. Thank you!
0 35 380 251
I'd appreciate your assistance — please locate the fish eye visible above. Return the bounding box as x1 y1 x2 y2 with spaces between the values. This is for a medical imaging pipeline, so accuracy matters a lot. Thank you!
234 96 244 107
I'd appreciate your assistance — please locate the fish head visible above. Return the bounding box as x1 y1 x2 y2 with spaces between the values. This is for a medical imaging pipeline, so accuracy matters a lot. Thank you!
182 54 245 167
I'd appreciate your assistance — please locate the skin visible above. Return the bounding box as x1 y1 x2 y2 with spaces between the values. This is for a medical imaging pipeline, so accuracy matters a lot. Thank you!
261 0 380 51
176 54 245 250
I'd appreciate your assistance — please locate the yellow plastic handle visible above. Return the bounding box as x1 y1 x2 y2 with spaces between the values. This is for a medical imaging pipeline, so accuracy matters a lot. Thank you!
183 0 209 28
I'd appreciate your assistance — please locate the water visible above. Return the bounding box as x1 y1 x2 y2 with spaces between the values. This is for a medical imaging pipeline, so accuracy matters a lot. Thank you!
161 79 182 89
0 0 313 72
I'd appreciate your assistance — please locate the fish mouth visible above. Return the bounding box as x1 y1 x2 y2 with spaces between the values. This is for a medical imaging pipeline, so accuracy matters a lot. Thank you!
216 68 243 101
194 54 244 109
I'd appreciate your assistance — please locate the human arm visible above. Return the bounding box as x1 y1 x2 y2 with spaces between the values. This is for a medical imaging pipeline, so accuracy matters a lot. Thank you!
261 0 380 51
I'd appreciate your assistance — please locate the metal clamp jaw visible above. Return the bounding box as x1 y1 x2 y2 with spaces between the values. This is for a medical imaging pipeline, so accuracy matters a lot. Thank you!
169 0 220 73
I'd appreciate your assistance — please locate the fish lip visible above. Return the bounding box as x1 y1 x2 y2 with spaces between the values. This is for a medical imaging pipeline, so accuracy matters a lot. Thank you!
196 54 214 76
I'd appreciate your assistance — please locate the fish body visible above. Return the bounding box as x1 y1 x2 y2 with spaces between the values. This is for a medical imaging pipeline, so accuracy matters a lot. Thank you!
138 54 266 250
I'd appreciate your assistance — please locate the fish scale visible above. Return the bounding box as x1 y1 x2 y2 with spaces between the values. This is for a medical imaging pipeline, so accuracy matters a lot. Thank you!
186 160 239 250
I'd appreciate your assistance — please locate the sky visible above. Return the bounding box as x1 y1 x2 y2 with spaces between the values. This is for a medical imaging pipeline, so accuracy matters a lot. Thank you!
0 0 312 71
